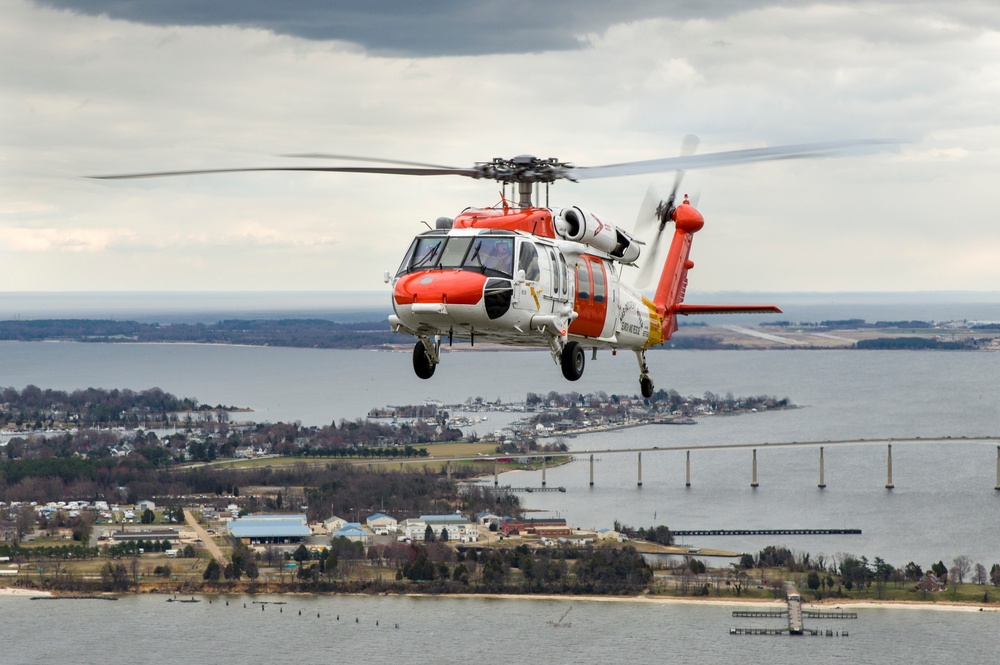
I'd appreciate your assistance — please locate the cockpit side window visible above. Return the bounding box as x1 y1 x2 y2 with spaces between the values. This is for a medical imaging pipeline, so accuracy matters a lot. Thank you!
408 237 445 272
518 242 541 282
464 237 514 277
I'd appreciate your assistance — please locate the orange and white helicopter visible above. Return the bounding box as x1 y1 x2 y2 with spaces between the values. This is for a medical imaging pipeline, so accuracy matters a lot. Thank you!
95 139 888 397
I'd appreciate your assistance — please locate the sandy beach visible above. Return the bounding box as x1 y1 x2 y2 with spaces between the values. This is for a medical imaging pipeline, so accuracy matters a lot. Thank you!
406 591 999 613
0 587 51 597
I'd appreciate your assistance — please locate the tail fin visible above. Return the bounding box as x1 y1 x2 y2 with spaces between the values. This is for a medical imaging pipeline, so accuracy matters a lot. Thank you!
653 200 780 339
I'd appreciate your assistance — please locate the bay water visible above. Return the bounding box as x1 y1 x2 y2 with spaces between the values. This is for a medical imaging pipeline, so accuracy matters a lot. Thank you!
2 312 1000 661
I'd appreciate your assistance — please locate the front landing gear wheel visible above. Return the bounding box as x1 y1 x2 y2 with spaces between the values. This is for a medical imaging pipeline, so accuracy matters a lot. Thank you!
561 341 585 381
413 340 436 379
640 376 654 399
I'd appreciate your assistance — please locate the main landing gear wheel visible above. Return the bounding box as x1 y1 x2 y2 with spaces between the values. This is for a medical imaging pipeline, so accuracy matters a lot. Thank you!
413 340 436 379
640 376 654 399
561 341 585 381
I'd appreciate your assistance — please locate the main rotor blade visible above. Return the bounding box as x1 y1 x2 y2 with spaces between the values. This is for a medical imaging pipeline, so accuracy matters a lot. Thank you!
90 165 481 180
281 153 460 170
569 138 898 180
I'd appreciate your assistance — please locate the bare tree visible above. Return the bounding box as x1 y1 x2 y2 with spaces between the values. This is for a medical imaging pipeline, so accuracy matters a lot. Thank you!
973 563 988 585
952 555 972 584
14 504 36 542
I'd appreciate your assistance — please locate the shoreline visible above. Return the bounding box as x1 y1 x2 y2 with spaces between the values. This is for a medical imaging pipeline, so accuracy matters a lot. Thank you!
3 584 994 613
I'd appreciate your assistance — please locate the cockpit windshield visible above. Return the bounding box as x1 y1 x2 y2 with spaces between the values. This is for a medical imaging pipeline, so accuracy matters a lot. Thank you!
463 237 514 276
397 234 515 278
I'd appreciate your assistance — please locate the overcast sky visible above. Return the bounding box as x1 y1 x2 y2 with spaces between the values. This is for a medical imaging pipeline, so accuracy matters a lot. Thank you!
4 0 1000 294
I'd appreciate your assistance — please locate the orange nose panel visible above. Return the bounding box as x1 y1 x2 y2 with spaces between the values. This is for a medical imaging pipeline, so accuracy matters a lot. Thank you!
394 271 487 305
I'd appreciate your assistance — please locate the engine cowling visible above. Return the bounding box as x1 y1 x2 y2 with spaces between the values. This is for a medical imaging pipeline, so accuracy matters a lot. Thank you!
554 206 641 264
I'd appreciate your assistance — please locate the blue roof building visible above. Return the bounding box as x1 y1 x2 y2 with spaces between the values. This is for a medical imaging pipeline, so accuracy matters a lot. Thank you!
228 514 312 544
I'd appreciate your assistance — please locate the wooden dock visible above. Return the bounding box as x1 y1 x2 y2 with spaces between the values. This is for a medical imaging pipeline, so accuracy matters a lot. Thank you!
730 585 852 637
805 610 858 619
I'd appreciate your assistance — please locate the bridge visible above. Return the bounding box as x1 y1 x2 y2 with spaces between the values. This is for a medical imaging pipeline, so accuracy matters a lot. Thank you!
380 436 1000 491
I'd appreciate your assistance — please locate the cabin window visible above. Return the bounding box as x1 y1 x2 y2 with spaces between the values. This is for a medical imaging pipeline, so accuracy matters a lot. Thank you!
592 259 606 303
518 242 541 282
559 254 569 296
547 248 561 294
576 263 590 301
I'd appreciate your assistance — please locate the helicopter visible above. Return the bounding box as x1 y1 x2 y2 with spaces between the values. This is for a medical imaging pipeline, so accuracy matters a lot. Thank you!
94 138 890 398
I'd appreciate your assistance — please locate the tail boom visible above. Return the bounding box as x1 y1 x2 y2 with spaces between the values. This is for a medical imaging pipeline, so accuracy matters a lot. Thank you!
649 200 781 344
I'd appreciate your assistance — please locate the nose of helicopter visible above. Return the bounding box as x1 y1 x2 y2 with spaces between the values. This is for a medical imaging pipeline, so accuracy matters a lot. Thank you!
393 270 487 306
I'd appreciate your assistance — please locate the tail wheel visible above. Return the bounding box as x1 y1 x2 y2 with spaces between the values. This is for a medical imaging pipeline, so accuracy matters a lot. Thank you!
413 340 436 379
561 341 585 381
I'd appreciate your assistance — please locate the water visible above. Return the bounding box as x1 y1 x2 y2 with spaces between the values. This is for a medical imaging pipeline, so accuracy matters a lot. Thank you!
1 593 997 665
2 326 1000 660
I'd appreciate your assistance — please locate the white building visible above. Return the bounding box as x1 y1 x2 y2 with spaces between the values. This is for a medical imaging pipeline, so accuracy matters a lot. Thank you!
365 512 398 534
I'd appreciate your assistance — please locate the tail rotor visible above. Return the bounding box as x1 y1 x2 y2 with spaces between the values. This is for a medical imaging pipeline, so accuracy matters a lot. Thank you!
632 135 699 289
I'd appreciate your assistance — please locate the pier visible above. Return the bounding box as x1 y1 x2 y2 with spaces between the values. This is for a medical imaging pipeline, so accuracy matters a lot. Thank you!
730 585 856 637
671 528 861 537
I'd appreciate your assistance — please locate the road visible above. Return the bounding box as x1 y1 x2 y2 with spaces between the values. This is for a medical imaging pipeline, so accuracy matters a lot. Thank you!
184 509 227 564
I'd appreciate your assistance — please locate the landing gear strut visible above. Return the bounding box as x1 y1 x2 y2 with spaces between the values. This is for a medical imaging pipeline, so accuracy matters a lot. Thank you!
561 341 585 381
636 350 654 398
413 337 439 379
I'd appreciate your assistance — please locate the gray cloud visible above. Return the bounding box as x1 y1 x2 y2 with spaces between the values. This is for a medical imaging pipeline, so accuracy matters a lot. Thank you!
32 0 798 56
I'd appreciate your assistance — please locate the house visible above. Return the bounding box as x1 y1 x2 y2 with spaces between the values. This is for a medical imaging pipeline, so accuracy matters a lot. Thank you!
917 572 944 593
138 500 156 513
323 516 348 533
501 517 568 536
597 528 626 542
415 514 479 542
365 513 398 534
475 511 500 527
332 522 372 544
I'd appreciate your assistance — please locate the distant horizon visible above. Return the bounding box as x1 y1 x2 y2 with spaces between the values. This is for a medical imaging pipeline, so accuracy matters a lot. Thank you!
3 290 1000 326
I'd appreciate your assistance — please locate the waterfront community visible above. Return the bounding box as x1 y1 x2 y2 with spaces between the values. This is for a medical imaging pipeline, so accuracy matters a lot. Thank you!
2 383 998 611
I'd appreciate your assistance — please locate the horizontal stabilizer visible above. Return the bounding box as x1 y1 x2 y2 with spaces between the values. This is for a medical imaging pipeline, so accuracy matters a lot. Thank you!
676 304 782 316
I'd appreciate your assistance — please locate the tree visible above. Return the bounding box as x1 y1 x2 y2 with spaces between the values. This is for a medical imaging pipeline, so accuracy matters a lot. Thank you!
440 527 449 542
973 563 988 585
903 561 923 582
807 571 822 598
952 555 972 584
244 559 259 580
292 544 311 563
424 525 436 543
872 557 894 599
15 504 36 542
203 559 221 581
991 564 1000 587
141 508 155 524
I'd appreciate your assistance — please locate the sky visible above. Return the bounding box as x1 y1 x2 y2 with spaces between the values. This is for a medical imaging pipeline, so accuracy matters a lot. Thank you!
3 0 1000 294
